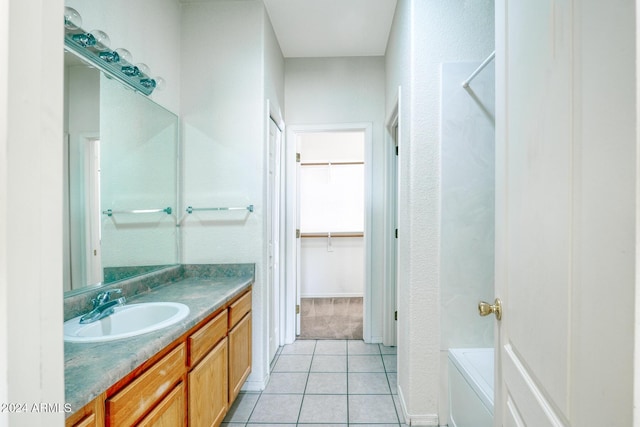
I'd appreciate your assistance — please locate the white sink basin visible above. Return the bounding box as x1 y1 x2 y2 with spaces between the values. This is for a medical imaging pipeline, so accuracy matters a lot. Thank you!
64 302 190 343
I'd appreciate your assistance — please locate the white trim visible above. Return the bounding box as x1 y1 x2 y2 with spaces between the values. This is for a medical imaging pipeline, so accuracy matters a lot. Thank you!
300 293 363 299
266 99 286 361
383 86 401 347
285 122 374 343
242 374 269 392
398 384 440 426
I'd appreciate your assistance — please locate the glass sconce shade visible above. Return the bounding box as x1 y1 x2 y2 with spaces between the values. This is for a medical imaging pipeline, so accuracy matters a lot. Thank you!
153 77 166 91
135 63 150 75
115 48 133 64
71 29 110 51
64 7 82 30
89 30 111 51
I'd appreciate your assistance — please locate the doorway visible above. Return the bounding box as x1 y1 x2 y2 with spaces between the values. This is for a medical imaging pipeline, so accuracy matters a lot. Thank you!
297 130 365 339
284 123 373 344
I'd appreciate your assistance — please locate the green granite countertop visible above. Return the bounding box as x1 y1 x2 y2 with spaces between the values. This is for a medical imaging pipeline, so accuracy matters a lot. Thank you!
64 272 253 415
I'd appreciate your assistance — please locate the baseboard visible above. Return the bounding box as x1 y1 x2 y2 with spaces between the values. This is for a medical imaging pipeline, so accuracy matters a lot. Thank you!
241 373 268 392
397 384 440 426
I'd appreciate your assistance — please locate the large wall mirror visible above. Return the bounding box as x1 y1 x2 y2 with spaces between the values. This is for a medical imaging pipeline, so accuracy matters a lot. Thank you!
63 49 179 295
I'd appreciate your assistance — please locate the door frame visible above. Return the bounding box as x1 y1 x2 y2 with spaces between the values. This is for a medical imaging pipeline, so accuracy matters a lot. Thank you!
266 100 286 359
383 88 401 347
284 122 373 343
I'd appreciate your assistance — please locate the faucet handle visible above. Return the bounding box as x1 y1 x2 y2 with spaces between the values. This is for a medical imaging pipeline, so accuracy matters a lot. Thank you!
92 289 123 308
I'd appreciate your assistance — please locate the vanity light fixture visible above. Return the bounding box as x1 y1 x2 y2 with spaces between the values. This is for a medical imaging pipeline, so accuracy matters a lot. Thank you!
63 7 164 96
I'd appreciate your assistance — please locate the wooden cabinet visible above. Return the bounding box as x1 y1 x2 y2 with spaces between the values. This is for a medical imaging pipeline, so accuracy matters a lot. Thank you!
188 309 229 427
137 382 185 427
65 393 105 427
106 343 186 426
68 288 251 427
228 291 252 405
189 338 228 427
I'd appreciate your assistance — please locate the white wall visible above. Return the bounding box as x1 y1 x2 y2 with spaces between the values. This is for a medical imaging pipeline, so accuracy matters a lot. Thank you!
385 0 494 424
180 0 284 391
65 0 181 113
439 60 495 425
285 56 386 341
1 0 65 425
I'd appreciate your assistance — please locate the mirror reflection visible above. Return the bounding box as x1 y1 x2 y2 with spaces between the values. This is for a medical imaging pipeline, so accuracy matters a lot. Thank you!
63 50 179 294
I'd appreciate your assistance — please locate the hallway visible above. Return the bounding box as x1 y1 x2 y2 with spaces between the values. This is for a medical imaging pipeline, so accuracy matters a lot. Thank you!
222 340 401 425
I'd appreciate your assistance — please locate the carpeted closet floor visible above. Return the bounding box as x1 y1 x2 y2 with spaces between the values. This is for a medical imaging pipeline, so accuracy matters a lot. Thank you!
298 297 363 340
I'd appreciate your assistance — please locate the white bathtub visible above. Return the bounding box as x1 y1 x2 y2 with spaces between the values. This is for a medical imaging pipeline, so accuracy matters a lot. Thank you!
448 348 494 427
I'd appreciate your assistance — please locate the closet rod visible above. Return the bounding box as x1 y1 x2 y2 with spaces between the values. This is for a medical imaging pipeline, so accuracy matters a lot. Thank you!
300 161 364 166
300 232 364 238
462 51 495 88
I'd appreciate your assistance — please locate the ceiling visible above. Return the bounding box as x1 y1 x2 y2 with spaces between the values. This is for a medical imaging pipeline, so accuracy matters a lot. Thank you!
263 0 397 58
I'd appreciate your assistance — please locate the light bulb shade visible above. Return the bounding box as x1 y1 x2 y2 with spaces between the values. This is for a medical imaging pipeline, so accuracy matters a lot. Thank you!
64 7 82 30
89 30 111 51
153 77 166 91
114 48 132 64
135 63 150 76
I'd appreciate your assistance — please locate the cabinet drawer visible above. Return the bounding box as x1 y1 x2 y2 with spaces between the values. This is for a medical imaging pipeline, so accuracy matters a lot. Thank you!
137 381 185 427
228 291 251 329
106 343 185 426
188 309 228 367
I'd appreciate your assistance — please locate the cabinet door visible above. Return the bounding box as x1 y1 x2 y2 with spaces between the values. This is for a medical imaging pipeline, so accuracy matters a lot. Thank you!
228 312 251 405
189 337 228 427
65 393 104 427
137 382 185 427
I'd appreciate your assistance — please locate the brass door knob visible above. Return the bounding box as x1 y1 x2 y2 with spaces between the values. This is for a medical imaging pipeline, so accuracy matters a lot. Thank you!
478 298 502 321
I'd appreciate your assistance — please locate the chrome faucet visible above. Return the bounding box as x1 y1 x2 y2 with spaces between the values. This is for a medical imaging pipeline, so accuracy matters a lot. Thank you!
79 289 126 324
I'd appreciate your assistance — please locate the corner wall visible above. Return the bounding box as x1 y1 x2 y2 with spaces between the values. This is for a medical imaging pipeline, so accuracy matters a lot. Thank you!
1 0 65 425
180 0 284 390
284 56 386 341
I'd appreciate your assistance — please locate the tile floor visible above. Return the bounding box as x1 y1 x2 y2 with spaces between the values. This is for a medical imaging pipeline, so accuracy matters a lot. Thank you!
222 339 404 426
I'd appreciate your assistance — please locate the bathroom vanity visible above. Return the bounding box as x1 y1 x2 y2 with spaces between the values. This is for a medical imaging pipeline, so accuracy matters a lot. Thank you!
64 265 253 427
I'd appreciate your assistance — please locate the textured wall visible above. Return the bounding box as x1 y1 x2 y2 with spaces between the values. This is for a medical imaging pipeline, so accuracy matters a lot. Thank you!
440 61 495 425
284 56 386 341
385 0 494 424
180 0 284 390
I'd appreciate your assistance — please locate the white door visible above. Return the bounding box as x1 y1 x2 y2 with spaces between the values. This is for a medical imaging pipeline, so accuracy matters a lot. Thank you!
268 118 282 363
494 1 635 426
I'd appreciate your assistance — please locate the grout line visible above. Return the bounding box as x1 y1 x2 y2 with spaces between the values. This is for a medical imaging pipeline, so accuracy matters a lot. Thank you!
295 339 316 424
